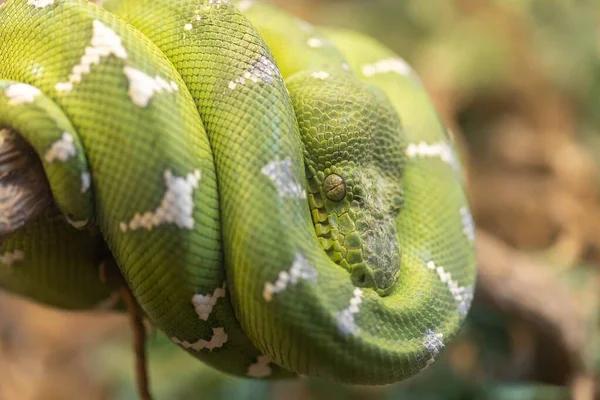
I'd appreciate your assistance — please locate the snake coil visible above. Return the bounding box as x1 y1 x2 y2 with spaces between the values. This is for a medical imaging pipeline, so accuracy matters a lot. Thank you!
0 0 477 385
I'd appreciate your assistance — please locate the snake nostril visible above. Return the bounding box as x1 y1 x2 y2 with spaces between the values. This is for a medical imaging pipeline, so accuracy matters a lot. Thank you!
356 272 366 286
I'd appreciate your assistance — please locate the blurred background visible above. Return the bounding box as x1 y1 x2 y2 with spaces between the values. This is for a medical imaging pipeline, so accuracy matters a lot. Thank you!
1 0 600 398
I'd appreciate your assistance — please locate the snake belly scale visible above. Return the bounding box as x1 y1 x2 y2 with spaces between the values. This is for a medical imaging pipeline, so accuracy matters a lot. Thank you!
0 0 477 384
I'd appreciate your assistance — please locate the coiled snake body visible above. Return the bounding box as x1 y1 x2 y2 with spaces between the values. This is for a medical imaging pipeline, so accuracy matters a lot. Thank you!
0 0 477 385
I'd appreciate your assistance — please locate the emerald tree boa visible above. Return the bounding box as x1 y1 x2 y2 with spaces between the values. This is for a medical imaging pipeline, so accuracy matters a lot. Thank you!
0 0 477 385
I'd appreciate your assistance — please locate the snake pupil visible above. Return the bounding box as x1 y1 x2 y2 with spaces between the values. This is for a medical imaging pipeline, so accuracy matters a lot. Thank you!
323 173 346 202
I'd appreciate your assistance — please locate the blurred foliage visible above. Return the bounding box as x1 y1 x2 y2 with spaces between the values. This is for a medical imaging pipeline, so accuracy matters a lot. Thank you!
89 321 571 400
2 0 600 399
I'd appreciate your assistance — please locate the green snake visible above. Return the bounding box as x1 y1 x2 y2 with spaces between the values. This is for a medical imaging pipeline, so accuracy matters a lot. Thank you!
0 0 477 385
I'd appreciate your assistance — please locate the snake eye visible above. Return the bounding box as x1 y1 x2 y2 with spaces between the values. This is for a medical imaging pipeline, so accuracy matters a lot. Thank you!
323 173 346 202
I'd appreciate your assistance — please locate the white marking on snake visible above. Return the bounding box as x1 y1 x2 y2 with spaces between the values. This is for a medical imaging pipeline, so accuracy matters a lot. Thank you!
362 58 413 77
228 55 278 90
341 62 351 71
237 0 253 11
422 329 444 368
81 172 91 193
263 253 317 302
43 132 76 163
123 67 178 108
0 183 34 232
0 250 24 266
66 216 89 229
426 260 473 317
336 287 364 336
298 20 314 32
208 0 231 6
120 169 201 232
261 158 306 199
460 206 475 242
31 64 44 77
247 355 273 378
56 20 127 93
192 282 226 321
171 328 228 351
28 0 54 7
184 23 193 31
5 84 41 105
406 141 459 172
307 37 324 48
311 71 330 80
447 129 456 142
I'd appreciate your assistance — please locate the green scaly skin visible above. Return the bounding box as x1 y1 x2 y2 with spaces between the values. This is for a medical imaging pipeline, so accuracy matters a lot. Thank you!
0 0 477 385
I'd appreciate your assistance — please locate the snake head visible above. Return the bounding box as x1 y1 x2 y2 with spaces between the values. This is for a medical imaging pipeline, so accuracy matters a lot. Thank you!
287 70 407 296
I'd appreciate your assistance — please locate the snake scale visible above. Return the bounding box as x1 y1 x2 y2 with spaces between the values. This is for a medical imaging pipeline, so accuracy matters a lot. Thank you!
0 0 477 385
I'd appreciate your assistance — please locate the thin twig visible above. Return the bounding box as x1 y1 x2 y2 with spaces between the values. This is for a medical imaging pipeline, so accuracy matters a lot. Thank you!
571 374 596 400
119 284 153 400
